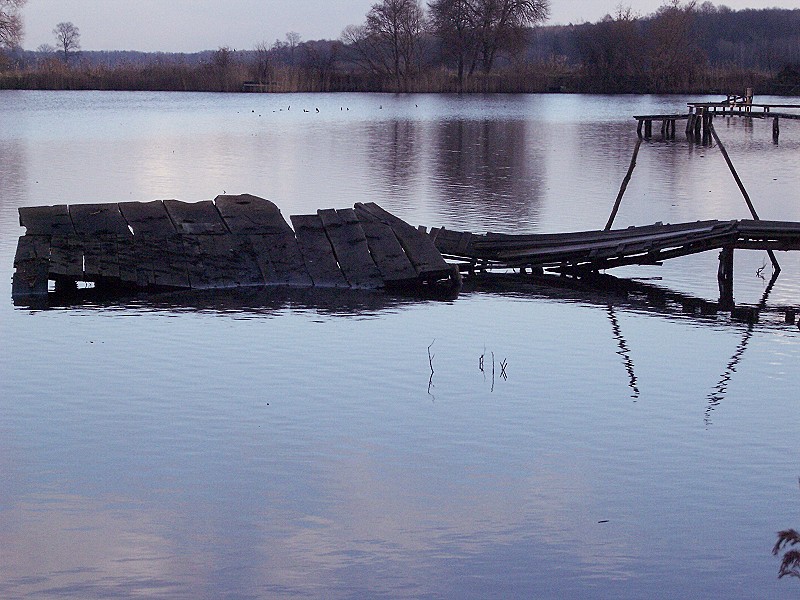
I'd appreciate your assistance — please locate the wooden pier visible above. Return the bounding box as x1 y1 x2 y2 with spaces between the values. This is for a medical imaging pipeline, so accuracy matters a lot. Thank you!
635 92 800 142
12 195 460 301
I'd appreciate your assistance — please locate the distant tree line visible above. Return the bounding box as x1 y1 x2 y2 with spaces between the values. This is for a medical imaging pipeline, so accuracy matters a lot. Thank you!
1 0 800 95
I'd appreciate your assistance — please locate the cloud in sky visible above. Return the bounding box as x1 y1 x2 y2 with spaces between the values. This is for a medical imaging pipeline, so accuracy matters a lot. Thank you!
21 0 800 52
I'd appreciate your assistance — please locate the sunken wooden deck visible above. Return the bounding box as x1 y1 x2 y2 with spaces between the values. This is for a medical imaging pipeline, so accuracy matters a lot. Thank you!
11 195 458 299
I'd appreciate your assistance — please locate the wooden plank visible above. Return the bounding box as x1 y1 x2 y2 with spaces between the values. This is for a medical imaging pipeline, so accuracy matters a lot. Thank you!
18 205 75 235
148 237 190 289
290 214 349 288
354 203 451 279
359 220 417 283
318 208 383 289
115 237 139 284
182 234 264 289
163 199 228 234
82 236 121 279
214 194 293 234
12 236 50 297
69 204 132 236
248 233 313 287
119 200 176 236
48 235 84 277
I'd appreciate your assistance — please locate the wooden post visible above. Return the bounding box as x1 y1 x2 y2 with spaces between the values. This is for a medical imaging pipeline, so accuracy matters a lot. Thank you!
644 119 652 139
637 119 643 139
702 111 712 145
718 246 734 310
686 109 694 135
694 107 702 142
605 137 642 231
773 116 780 142
660 119 667 139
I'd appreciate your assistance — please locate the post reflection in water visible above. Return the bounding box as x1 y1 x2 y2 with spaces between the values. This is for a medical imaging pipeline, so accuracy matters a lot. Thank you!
606 305 641 400
705 270 779 425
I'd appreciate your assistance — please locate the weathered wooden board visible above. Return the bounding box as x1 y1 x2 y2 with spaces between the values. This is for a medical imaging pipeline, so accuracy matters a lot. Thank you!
358 220 417 284
318 208 383 289
82 236 121 279
119 200 176 236
19 205 75 235
215 194 292 235
355 202 451 279
291 214 349 288
182 234 264 289
150 237 191 289
70 204 132 236
248 233 313 287
12 235 50 297
163 200 228 234
48 235 83 277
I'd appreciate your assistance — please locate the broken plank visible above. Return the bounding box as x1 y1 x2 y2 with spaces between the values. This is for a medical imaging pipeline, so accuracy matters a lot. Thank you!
248 233 313 287
119 200 176 236
48 235 84 277
354 202 451 279
182 234 264 289
290 214 349 288
215 194 293 235
69 203 132 236
148 237 191 289
319 208 383 289
12 235 50 297
18 205 75 235
82 236 121 279
359 220 417 284
164 199 228 234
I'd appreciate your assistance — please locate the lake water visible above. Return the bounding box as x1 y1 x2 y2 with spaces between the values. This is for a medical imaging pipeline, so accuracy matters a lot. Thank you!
1 91 800 599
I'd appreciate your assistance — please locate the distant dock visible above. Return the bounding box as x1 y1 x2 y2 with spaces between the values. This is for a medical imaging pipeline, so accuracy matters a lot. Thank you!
634 91 800 142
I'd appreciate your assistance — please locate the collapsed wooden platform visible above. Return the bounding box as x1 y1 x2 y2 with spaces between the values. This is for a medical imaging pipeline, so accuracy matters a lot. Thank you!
432 219 800 274
12 195 459 300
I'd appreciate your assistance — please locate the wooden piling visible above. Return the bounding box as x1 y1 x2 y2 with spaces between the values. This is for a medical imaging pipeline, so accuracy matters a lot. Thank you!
718 246 734 310
773 116 780 142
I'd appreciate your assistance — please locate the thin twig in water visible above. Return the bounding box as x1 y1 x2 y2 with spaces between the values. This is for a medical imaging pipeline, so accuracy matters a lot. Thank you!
500 358 508 380
491 352 496 392
428 339 435 374
756 259 767 280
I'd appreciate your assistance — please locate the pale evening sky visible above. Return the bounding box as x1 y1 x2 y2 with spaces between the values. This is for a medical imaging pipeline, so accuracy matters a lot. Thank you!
20 0 800 52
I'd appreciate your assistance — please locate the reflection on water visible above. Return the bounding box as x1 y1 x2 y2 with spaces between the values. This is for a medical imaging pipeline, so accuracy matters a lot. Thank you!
607 305 640 400
2 91 800 599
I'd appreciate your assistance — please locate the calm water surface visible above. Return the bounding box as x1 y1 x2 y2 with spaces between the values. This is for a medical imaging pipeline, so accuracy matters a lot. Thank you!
1 91 800 599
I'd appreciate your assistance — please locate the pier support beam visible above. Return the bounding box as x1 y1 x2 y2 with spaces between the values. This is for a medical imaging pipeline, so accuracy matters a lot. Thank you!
773 116 780 143
718 246 734 310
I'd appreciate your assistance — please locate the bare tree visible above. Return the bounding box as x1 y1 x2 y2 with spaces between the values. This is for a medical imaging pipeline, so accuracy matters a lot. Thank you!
471 0 550 74
286 31 301 65
428 0 477 90
343 0 425 91
577 7 646 92
53 21 80 64
251 41 273 84
211 46 235 91
0 0 26 50
646 1 702 92
429 0 548 80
